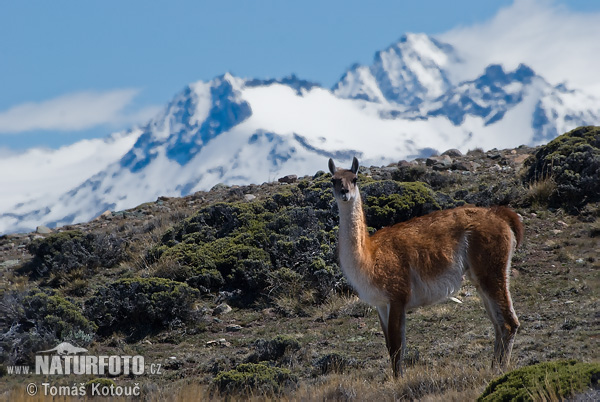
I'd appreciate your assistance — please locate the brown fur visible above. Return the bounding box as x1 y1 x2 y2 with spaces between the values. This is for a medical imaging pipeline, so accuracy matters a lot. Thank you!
329 157 522 377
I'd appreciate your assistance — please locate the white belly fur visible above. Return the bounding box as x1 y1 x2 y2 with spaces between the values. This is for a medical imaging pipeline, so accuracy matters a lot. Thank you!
407 235 469 309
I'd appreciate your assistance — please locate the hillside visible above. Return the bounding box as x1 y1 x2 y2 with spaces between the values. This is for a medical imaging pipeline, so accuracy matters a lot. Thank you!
0 127 599 400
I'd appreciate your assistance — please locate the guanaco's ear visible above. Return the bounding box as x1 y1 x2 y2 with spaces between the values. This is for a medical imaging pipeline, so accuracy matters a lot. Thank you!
350 157 359 174
328 158 336 175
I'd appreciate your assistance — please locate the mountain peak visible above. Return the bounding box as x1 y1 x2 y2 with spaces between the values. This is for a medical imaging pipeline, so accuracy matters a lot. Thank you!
120 74 252 171
333 33 458 105
245 74 320 95
482 63 536 85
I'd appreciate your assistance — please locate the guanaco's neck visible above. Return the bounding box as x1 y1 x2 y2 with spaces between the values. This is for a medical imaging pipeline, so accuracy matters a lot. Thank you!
337 191 373 274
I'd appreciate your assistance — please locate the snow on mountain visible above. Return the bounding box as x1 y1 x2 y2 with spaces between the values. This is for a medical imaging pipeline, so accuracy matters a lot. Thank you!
333 34 458 107
0 130 139 213
2 33 600 234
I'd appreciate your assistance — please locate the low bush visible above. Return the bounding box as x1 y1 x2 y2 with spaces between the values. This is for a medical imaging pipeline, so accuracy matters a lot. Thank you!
213 363 298 396
392 165 460 190
479 360 600 401
22 230 125 280
246 335 301 364
362 180 460 229
0 289 96 365
85 277 199 339
524 126 600 210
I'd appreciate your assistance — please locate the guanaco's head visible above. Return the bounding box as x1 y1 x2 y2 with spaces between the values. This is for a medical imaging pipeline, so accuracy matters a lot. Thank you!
328 157 359 203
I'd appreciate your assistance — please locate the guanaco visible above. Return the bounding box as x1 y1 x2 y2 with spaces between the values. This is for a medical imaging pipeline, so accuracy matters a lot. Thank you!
329 157 522 377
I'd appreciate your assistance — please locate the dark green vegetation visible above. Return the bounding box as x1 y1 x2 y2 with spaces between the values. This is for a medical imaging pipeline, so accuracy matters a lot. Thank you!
524 126 600 212
213 363 298 396
85 277 200 340
20 230 124 291
0 127 598 400
0 289 97 365
479 360 600 401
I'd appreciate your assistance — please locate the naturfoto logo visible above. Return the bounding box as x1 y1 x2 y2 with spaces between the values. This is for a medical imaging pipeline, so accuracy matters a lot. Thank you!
37 342 88 355
34 342 145 375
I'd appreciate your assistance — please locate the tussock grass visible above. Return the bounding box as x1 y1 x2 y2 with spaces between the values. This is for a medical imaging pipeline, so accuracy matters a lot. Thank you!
526 176 557 207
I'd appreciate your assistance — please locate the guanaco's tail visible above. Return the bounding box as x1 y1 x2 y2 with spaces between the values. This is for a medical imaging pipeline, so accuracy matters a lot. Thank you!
490 206 524 248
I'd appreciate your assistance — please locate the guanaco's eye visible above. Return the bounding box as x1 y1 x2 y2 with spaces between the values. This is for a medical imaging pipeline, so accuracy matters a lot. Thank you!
352 177 358 184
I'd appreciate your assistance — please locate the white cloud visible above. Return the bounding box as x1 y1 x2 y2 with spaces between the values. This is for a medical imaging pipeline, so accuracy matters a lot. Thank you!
439 0 600 95
0 89 160 134
0 129 141 213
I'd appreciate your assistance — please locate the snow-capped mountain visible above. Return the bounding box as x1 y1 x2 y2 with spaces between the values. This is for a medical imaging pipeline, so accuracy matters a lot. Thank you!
2 33 600 234
333 33 458 107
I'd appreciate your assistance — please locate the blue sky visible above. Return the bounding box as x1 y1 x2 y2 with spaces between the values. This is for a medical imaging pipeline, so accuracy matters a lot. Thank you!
1 0 599 150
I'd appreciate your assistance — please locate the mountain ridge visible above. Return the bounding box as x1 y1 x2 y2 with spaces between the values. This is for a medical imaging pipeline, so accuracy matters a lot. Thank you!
2 33 600 234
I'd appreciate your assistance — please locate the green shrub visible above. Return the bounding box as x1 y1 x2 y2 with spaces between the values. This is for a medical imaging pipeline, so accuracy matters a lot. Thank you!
392 165 460 190
155 187 341 305
85 277 199 339
362 180 459 229
479 360 600 401
23 230 125 280
0 289 96 365
246 335 301 364
524 126 600 210
213 363 298 396
462 180 525 207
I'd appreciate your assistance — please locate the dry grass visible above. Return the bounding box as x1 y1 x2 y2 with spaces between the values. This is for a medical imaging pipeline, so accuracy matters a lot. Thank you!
526 176 556 207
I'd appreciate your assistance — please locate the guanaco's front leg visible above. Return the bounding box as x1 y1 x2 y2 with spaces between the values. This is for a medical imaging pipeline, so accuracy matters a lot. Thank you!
386 302 407 377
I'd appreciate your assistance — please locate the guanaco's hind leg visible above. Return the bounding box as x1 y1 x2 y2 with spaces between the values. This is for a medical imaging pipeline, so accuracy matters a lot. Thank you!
468 232 520 369
477 285 519 368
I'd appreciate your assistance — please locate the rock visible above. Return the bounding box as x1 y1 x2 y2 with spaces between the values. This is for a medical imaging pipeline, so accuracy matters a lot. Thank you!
206 338 231 348
210 183 229 191
0 259 20 268
213 303 232 316
452 161 475 171
226 324 242 332
512 154 530 165
100 210 112 219
425 157 438 167
427 155 453 171
442 148 463 157
36 225 52 234
244 194 257 202
278 174 297 184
